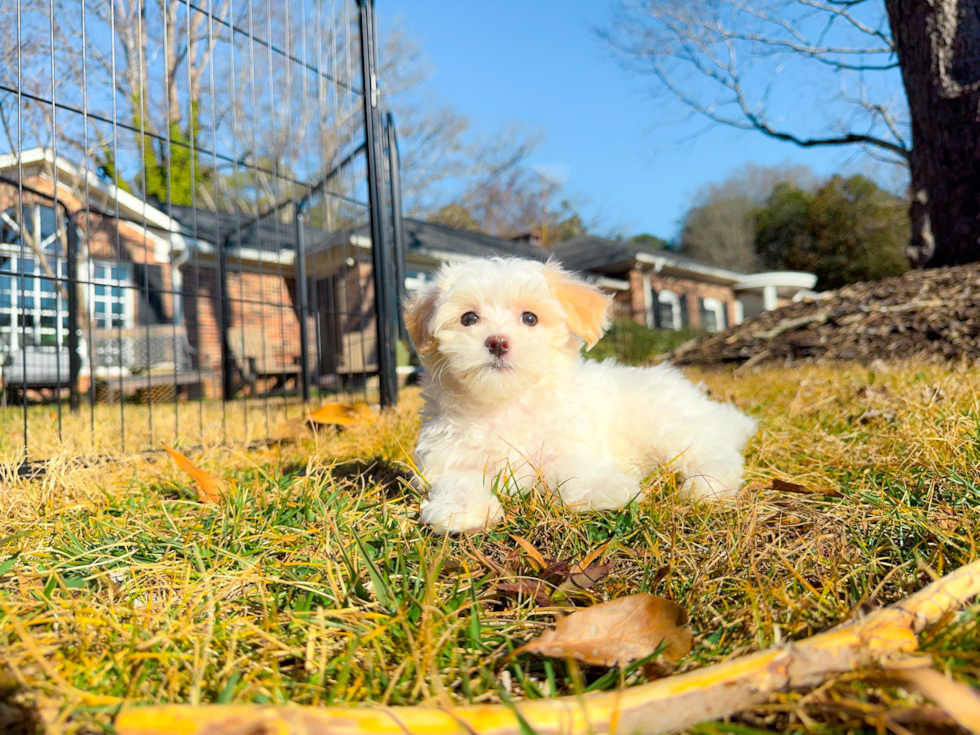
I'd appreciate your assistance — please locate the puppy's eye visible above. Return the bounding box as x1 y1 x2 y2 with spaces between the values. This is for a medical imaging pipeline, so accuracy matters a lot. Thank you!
520 311 538 327
460 311 479 327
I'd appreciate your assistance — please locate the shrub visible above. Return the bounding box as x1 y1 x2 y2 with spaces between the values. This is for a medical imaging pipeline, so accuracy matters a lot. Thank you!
588 320 703 365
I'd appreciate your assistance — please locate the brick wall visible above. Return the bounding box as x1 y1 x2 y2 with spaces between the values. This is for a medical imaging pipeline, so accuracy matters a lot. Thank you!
181 266 222 376
628 269 646 323
646 272 738 330
182 259 377 396
2 173 385 398
603 269 741 331
183 265 310 396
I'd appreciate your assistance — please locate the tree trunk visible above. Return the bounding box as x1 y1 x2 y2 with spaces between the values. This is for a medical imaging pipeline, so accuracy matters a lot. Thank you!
887 0 980 266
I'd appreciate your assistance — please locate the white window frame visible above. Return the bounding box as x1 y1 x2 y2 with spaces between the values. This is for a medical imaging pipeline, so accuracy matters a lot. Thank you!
702 296 726 333
0 204 68 352
90 261 135 330
658 290 681 331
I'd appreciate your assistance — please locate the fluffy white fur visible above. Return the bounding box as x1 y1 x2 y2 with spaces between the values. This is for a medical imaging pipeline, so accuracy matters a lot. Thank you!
404 257 757 535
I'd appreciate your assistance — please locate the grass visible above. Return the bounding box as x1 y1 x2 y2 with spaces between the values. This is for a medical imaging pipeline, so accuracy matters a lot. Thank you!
0 388 374 463
2 360 980 733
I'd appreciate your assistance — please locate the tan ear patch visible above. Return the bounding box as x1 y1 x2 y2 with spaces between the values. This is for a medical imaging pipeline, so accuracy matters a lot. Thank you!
403 288 440 356
544 266 611 350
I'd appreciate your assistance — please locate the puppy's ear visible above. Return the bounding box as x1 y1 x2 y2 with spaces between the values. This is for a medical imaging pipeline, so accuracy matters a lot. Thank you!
404 286 440 356
543 263 611 350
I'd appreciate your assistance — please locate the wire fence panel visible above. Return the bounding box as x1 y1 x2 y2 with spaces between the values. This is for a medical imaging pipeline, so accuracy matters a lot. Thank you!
0 0 402 464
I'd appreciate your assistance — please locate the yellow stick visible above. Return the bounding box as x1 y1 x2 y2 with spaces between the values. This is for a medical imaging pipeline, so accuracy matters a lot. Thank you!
116 558 980 735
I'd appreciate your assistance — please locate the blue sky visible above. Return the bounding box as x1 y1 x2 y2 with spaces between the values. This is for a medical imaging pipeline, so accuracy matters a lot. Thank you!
377 1 904 242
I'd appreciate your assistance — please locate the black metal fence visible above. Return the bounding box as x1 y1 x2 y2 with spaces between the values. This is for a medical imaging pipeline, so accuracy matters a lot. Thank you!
0 0 403 462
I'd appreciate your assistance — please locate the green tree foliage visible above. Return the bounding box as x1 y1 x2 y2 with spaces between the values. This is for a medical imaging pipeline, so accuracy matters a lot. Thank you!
754 175 909 290
629 233 668 250
677 164 817 273
94 146 133 194
136 102 209 207
545 202 586 245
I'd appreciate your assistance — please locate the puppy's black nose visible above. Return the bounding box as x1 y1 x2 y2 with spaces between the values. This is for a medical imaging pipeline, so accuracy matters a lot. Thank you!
486 335 510 357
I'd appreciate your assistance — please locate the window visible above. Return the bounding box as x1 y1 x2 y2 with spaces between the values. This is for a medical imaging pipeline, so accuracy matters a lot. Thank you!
0 255 69 349
1 204 61 253
701 297 726 333
90 262 134 329
658 290 681 331
0 204 68 351
0 213 136 353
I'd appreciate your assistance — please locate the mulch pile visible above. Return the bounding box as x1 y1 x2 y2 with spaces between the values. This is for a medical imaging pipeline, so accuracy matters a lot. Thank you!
665 263 980 367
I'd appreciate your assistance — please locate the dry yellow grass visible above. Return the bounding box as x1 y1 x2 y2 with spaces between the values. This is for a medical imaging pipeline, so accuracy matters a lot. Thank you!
2 361 980 734
0 389 375 464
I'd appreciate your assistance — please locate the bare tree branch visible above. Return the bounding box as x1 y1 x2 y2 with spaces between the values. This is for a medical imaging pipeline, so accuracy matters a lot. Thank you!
603 0 911 164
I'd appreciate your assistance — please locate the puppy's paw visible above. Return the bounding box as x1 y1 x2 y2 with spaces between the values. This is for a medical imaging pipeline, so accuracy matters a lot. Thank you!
419 472 504 535
680 459 743 501
547 456 642 511
420 495 504 535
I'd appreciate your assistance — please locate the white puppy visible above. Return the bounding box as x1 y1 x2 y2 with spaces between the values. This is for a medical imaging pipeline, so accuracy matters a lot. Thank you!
405 257 757 535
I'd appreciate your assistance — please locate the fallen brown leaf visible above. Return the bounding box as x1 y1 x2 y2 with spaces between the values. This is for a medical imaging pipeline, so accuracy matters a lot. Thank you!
495 580 553 607
895 667 980 735
307 402 376 427
162 444 228 504
558 562 615 595
576 541 610 570
557 541 613 596
509 535 548 572
515 593 692 667
770 478 844 499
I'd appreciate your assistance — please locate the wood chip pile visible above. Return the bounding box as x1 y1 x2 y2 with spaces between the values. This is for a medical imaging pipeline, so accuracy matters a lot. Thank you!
666 264 980 367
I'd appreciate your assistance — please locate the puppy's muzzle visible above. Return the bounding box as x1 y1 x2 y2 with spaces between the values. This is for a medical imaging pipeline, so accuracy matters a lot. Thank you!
485 335 510 358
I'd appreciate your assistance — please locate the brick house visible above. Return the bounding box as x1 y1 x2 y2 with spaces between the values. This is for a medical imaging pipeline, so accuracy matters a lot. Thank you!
399 227 817 334
0 148 815 401
550 235 817 331
0 150 562 398
0 149 337 398
0 149 190 397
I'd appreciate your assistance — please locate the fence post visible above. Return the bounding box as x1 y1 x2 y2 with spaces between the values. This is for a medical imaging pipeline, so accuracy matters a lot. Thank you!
385 113 407 341
66 213 81 413
294 206 311 404
218 239 234 401
357 0 398 407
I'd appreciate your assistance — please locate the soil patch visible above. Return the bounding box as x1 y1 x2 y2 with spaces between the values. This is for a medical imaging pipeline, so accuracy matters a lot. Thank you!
666 263 980 367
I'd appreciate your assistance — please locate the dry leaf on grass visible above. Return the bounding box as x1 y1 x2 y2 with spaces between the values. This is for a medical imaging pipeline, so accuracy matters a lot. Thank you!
558 541 613 596
509 535 548 572
307 402 376 427
515 593 692 667
495 580 554 607
490 539 615 606
558 562 616 595
771 478 844 498
746 478 844 499
894 666 980 734
162 444 228 504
